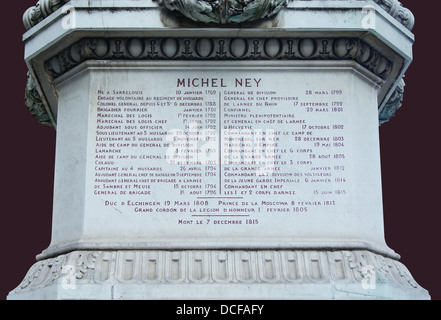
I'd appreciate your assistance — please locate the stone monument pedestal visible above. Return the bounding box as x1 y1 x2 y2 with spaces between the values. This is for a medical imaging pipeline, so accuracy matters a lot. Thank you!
9 0 429 300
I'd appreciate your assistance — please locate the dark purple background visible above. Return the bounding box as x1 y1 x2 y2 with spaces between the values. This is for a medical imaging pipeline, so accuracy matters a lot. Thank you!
1 1 439 300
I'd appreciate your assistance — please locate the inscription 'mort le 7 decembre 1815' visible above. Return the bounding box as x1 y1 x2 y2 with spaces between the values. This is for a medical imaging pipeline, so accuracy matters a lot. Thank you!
90 72 349 228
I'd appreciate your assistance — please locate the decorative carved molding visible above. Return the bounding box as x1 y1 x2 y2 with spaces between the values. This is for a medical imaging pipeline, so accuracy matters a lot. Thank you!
26 36 400 126
371 0 415 30
10 250 428 298
379 78 405 125
25 73 55 127
154 0 415 27
23 0 69 30
44 37 393 80
22 1 415 31
153 0 288 24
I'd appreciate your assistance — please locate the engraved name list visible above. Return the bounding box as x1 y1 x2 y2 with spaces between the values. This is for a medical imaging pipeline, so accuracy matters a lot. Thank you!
88 69 350 231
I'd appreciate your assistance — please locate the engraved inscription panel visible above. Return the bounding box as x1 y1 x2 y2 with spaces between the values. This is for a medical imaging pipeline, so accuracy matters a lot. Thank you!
83 64 384 248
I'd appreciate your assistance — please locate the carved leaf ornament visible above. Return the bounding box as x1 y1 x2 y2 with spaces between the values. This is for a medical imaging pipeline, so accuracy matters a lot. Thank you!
154 0 289 24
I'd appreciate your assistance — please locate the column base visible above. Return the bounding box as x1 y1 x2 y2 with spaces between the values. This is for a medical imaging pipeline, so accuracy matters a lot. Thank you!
8 250 430 300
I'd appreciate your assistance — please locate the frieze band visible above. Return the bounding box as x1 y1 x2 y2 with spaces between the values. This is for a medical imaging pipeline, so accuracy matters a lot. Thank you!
44 37 393 80
10 250 427 298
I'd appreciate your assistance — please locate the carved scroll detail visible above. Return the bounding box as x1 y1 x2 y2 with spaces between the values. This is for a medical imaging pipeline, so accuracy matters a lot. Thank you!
23 0 69 30
25 73 55 126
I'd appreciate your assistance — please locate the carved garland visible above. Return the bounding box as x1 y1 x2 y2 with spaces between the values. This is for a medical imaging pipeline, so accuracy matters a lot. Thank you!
153 0 289 24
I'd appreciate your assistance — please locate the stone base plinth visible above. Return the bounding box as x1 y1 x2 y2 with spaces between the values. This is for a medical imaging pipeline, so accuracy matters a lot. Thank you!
8 250 430 300
13 0 428 302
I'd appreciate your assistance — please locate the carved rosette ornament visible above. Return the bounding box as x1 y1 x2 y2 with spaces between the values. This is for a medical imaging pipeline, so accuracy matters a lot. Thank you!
154 0 288 24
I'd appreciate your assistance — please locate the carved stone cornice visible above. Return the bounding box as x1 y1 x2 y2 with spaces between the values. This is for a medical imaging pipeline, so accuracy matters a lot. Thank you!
9 250 429 299
44 37 393 80
154 0 415 28
22 1 415 31
25 36 399 126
